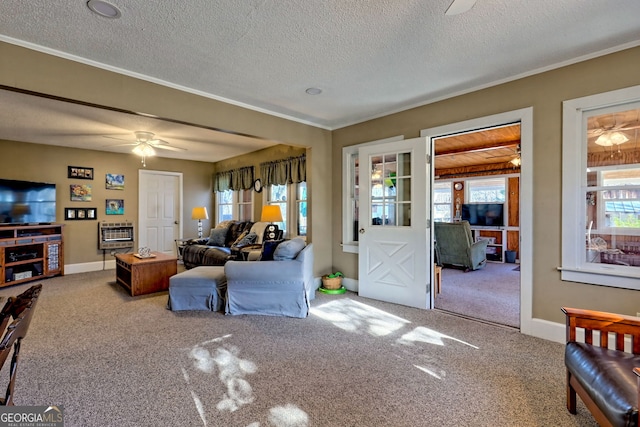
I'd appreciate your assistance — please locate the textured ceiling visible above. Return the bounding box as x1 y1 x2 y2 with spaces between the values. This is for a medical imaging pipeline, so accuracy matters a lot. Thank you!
1 0 639 132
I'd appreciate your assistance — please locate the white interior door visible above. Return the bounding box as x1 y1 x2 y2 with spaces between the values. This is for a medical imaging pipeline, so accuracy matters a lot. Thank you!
139 170 183 255
358 137 431 309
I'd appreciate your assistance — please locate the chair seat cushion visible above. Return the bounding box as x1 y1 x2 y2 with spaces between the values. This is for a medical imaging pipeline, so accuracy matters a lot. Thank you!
565 342 640 427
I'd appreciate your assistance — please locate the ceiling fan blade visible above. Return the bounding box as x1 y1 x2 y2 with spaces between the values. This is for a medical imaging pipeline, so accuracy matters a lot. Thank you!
154 144 186 152
445 0 477 16
101 142 138 149
103 135 135 142
149 138 171 146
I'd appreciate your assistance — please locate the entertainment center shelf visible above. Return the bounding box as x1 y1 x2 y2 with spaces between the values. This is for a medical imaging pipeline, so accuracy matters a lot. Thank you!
470 227 506 262
0 224 64 287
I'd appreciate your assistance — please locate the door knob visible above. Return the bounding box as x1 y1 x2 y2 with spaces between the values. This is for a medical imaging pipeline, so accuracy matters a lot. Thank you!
174 221 179 224
359 228 365 234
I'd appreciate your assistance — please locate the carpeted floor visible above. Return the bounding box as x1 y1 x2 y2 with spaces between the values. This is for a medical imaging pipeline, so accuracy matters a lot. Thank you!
0 269 596 427
435 262 520 328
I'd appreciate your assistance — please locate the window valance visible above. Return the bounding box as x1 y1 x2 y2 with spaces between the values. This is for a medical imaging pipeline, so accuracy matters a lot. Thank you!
213 166 254 191
260 154 306 186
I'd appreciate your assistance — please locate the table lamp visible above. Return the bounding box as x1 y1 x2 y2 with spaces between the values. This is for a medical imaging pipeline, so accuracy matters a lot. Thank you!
191 206 209 238
260 205 283 240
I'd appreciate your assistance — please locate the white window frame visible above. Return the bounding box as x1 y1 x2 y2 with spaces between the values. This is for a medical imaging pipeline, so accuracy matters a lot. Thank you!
215 189 253 224
561 84 640 290
342 136 404 253
433 181 453 222
467 177 506 203
295 182 308 236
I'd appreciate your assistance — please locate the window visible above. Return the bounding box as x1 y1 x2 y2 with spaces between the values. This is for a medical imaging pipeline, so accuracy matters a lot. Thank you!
216 189 233 223
215 189 253 224
433 181 452 222
562 85 640 289
267 184 288 235
468 178 506 203
296 182 307 236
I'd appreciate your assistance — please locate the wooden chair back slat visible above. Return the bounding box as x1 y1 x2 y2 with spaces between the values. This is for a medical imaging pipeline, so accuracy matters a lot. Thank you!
585 329 593 345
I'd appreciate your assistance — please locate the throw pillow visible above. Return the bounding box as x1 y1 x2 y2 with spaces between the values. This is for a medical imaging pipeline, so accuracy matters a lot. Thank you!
273 238 306 261
207 227 228 247
233 231 257 247
249 222 268 245
216 220 235 230
260 239 284 261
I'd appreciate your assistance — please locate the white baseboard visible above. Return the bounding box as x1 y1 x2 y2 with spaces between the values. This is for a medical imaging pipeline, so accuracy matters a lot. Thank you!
526 317 565 344
342 277 358 292
64 260 115 275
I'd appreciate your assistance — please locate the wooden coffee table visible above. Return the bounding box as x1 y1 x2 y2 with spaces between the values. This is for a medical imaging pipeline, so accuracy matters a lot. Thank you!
115 252 177 296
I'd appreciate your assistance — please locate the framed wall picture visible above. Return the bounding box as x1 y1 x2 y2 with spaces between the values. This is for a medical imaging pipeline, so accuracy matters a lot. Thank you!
106 173 124 190
106 199 124 215
70 184 92 201
65 207 97 220
68 166 94 180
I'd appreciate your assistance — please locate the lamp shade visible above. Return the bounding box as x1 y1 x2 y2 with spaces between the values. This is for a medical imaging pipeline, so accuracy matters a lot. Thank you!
191 207 209 220
261 205 283 222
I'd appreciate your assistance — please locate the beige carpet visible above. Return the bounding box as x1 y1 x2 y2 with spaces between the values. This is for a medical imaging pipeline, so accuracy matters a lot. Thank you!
435 262 520 328
0 269 596 427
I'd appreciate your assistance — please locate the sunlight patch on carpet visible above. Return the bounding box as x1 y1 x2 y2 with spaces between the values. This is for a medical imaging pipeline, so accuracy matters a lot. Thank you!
310 299 410 336
414 365 443 379
397 326 479 349
268 404 309 427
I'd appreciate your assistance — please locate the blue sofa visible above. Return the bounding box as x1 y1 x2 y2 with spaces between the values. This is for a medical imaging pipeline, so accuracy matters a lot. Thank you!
224 242 314 318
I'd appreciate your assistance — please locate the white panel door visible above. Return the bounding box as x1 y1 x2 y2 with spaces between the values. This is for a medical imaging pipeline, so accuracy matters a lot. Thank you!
358 137 430 309
139 170 182 255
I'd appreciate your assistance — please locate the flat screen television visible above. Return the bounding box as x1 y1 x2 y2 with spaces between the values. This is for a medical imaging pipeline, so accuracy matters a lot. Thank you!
0 179 56 224
461 203 504 227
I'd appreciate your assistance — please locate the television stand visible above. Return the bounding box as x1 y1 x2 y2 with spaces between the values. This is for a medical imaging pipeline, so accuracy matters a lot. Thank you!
0 224 64 287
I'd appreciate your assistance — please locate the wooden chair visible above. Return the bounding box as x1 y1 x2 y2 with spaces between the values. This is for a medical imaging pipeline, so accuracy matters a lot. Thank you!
0 284 42 406
563 307 640 427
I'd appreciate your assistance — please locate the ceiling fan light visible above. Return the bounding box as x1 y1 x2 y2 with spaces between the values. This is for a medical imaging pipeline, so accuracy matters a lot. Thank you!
510 157 521 167
132 143 156 157
595 131 629 147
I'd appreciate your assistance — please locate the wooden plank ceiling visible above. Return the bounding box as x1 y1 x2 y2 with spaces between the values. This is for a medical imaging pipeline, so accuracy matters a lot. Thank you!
434 124 521 178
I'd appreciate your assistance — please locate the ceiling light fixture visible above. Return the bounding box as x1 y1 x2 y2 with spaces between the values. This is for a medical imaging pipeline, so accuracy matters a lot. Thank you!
510 157 521 167
87 0 121 18
132 143 156 167
305 87 322 95
595 131 629 147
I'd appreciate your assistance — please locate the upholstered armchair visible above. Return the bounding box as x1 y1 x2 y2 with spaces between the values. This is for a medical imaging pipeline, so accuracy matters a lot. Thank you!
224 242 314 318
434 221 488 271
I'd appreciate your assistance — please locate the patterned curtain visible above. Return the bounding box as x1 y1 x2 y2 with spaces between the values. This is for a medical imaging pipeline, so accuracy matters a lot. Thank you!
214 170 231 192
260 154 306 186
214 166 254 191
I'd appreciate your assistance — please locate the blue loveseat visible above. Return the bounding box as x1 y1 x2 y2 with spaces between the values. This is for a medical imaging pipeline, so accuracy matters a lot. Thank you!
224 242 314 318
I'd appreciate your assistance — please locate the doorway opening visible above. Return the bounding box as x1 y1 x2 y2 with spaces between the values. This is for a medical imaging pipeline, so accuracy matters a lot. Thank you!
432 123 521 328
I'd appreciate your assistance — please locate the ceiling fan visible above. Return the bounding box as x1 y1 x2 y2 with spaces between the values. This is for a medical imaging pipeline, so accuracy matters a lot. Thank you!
588 122 640 147
104 131 186 167
445 0 477 15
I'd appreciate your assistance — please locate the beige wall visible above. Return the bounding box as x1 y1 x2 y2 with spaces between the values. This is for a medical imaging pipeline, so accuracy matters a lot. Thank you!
332 46 640 324
0 139 214 265
0 41 333 277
